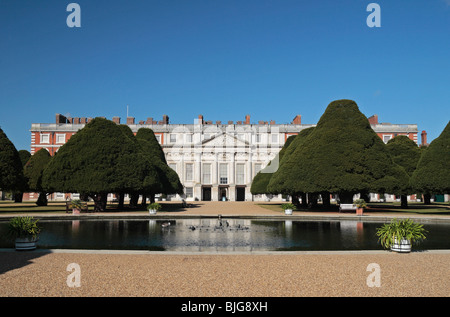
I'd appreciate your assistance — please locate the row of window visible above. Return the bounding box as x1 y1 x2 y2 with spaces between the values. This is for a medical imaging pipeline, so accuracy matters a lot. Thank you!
169 163 263 185
161 133 280 144
38 133 67 144
37 132 415 146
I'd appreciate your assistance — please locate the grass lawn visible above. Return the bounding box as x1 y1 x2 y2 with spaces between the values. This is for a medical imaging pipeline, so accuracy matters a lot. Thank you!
0 200 187 214
257 201 450 215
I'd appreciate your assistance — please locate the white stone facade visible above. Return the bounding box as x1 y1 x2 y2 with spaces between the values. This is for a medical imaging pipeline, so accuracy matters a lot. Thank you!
160 123 313 202
29 114 423 202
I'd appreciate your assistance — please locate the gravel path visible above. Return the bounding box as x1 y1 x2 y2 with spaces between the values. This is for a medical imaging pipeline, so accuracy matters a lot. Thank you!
1 201 449 297
1 250 449 297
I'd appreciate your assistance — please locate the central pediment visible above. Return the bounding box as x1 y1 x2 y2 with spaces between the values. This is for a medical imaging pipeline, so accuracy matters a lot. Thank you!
200 133 250 148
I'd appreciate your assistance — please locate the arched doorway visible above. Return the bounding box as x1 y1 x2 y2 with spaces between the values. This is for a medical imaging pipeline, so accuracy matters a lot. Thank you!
219 187 228 201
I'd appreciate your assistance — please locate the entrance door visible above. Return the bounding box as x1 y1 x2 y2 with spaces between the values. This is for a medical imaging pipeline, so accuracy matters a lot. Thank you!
219 187 228 201
202 187 211 201
236 187 245 201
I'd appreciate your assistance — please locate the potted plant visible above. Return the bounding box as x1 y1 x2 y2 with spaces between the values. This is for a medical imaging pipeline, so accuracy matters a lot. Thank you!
376 218 427 253
8 216 42 251
354 199 367 216
148 202 162 214
71 199 83 214
281 203 295 215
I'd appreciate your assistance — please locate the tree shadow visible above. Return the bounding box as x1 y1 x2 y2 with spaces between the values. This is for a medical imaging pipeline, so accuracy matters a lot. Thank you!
159 202 202 212
101 202 203 213
0 249 52 275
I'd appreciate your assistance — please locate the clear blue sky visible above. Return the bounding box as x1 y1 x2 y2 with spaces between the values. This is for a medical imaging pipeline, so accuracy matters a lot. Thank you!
0 0 449 151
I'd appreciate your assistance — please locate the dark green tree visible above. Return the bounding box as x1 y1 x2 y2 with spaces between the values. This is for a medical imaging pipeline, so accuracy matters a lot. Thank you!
0 128 26 195
386 135 421 208
13 150 32 202
267 127 315 207
117 125 166 208
18 150 31 167
135 128 183 205
269 100 409 204
24 149 52 206
251 134 297 195
42 118 159 212
410 121 450 203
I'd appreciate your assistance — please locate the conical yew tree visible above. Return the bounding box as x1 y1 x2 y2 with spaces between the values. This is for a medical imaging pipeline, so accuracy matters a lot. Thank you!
24 148 52 206
410 121 450 202
14 149 32 202
135 128 183 205
0 128 26 194
267 127 315 196
386 135 421 208
269 99 408 203
42 118 159 212
250 134 297 195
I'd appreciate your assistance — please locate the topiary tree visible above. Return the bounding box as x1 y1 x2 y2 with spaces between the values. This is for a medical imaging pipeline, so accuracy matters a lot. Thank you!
24 149 52 206
0 128 26 196
42 118 159 212
117 125 168 208
267 127 315 206
18 150 31 167
251 135 296 195
135 128 183 205
13 150 31 202
386 135 421 208
410 121 450 204
269 100 409 204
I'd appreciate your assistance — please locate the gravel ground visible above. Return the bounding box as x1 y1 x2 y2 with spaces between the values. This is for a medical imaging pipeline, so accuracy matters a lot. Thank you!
0 250 449 297
1 201 449 297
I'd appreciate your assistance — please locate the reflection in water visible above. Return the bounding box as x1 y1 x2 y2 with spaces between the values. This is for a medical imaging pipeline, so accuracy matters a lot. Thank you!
0 218 449 251
72 220 80 233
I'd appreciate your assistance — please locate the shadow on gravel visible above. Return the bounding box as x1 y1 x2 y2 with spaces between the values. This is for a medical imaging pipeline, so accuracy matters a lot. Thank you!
0 249 52 275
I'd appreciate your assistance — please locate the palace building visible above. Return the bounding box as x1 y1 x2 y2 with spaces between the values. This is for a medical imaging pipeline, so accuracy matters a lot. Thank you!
28 113 423 202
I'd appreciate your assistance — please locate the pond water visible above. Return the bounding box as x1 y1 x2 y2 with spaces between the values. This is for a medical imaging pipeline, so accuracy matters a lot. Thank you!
0 218 449 252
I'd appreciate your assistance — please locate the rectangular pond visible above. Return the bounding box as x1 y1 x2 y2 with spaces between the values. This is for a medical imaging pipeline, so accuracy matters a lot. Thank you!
1 218 449 252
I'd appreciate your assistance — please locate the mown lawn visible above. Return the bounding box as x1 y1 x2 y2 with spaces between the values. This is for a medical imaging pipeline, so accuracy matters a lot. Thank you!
257 201 450 215
0 200 186 214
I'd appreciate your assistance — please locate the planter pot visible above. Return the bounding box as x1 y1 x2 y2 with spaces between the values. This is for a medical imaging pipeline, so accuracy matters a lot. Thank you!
72 208 80 215
284 209 293 215
149 209 157 215
356 207 364 216
391 238 411 253
15 237 38 251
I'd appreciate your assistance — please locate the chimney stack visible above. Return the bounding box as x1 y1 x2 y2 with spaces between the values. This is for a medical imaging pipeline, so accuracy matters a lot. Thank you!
56 114 67 124
112 117 121 124
292 115 301 125
198 115 204 125
245 114 250 124
162 115 169 124
127 117 135 125
421 130 428 146
368 114 379 125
